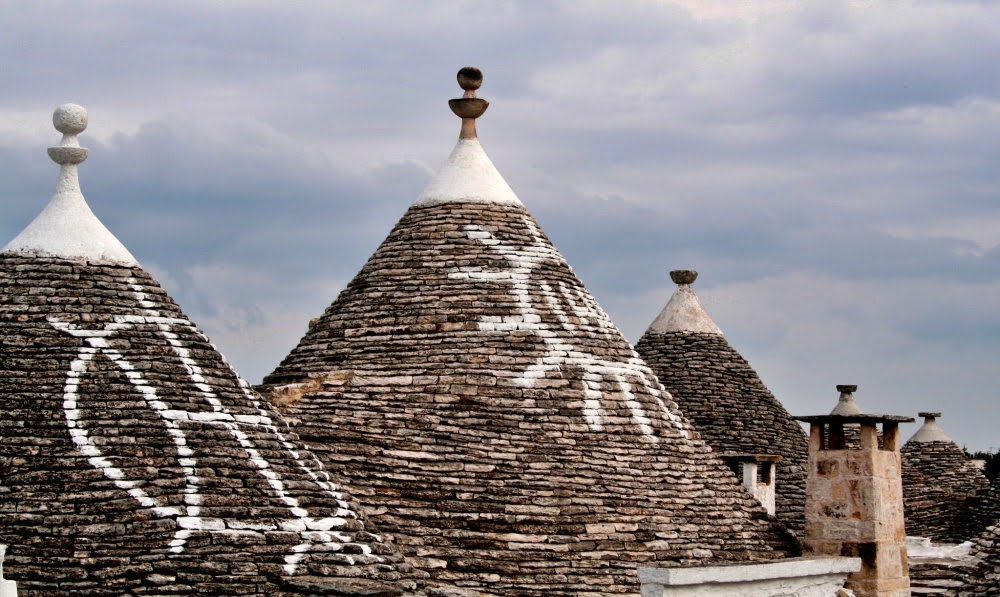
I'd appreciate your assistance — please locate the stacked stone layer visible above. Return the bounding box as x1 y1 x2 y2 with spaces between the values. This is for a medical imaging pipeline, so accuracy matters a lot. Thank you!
958 483 1000 596
0 255 416 596
634 330 809 535
902 439 991 543
261 201 798 596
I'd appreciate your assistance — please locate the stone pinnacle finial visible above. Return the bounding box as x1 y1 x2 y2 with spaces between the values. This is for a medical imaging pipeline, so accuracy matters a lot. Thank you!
670 270 698 285
909 411 953 443
830 384 863 416
449 67 489 140
49 104 89 166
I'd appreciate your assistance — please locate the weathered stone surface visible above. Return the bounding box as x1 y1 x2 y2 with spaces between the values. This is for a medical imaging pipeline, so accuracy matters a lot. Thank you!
902 437 990 543
955 483 1000 595
801 418 910 597
635 329 809 536
0 255 418 595
259 201 799 596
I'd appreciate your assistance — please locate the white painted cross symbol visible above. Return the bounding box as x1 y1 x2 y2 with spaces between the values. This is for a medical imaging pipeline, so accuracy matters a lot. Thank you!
49 278 378 574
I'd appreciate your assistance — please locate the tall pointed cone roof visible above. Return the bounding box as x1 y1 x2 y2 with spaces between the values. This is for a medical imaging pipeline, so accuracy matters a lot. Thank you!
260 69 798 596
901 412 990 542
634 270 809 535
0 106 418 596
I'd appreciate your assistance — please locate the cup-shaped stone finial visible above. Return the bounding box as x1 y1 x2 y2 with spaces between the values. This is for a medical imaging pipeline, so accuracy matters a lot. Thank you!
670 270 698 285
836 384 858 393
449 67 489 139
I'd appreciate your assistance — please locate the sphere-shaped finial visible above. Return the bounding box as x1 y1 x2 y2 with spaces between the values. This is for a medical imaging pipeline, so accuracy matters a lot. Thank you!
670 270 698 285
53 103 88 135
457 67 483 93
48 103 89 166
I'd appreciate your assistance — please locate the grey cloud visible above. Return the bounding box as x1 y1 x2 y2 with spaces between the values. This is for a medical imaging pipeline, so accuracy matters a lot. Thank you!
1 0 998 450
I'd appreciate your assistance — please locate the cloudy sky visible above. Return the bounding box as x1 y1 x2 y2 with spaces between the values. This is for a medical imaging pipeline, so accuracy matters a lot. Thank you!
2 1 998 450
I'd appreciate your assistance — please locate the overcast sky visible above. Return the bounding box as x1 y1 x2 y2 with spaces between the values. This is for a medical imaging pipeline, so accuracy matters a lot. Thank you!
2 1 998 451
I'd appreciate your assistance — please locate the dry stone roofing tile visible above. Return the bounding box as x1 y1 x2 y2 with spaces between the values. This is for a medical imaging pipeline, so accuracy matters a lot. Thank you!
634 272 810 536
901 413 991 544
0 106 418 596
258 69 799 597
958 484 1000 595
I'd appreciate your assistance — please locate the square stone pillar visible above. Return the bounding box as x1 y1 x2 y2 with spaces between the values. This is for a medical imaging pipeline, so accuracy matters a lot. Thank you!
795 386 914 597
722 453 781 516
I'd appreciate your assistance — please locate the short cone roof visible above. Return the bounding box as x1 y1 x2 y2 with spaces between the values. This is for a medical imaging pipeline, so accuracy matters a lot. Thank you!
260 70 798 596
0 105 417 596
901 413 990 543
634 271 809 535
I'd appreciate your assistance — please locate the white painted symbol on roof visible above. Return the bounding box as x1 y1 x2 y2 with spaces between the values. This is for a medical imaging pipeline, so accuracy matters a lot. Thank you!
448 216 688 441
49 279 381 574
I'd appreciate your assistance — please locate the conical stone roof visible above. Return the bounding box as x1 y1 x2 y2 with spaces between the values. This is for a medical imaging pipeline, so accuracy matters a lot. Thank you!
0 105 418 596
634 271 809 535
901 412 990 543
259 69 798 596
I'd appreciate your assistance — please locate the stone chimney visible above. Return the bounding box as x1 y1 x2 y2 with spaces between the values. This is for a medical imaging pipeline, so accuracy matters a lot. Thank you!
721 453 781 516
0 544 16 597
795 385 914 597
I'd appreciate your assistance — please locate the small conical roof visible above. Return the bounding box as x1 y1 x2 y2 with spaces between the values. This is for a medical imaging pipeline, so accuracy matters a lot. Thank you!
906 411 954 444
645 270 723 335
260 69 798 596
635 270 809 535
901 412 990 543
0 106 417 596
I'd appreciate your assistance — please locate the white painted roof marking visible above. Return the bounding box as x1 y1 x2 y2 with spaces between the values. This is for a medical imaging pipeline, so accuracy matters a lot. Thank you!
414 138 522 206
